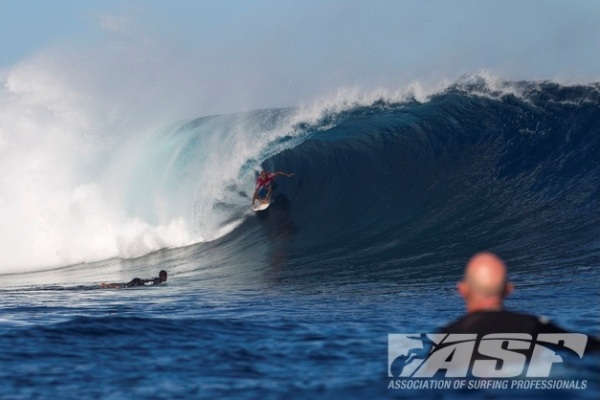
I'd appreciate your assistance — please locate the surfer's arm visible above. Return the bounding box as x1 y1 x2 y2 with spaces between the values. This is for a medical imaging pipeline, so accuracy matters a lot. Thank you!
273 171 294 178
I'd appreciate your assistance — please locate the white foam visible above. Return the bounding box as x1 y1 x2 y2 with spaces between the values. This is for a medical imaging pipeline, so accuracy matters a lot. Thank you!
0 51 204 273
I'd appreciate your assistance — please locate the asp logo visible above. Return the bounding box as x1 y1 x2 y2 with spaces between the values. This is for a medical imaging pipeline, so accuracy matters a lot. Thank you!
388 333 587 378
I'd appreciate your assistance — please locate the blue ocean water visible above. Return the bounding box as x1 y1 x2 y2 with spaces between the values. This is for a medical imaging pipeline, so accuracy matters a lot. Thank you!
0 79 599 399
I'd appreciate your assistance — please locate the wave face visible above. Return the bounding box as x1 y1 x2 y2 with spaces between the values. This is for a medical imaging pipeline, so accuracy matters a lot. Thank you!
1 77 598 275
227 79 600 284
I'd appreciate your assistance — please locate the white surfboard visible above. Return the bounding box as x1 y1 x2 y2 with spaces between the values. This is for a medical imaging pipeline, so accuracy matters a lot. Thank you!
252 199 270 212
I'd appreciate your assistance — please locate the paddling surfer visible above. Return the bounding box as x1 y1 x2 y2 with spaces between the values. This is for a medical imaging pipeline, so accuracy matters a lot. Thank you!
100 270 167 288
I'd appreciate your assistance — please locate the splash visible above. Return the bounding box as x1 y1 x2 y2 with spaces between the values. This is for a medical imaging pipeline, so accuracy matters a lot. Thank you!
0 56 201 272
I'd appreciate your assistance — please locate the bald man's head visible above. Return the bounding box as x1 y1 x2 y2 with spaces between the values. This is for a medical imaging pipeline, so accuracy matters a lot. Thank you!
458 252 513 312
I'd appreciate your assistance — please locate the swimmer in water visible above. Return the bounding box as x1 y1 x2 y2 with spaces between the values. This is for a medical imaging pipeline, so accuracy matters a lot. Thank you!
100 270 167 289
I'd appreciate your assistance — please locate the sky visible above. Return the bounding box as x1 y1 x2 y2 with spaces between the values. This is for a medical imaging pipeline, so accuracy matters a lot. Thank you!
1 0 599 114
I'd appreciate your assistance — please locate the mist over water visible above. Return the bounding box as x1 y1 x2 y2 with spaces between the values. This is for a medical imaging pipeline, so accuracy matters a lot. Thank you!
0 46 198 271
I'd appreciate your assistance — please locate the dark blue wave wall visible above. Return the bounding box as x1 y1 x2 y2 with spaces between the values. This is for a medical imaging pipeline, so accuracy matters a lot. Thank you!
257 81 599 278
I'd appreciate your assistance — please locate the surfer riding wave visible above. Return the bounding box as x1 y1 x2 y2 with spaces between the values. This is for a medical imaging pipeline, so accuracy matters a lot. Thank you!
251 170 294 206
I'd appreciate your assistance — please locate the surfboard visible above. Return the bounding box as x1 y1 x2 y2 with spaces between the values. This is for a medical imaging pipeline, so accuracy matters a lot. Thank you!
252 198 270 212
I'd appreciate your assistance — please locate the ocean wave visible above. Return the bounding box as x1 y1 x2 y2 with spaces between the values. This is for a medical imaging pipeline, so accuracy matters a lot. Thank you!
0 72 597 274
